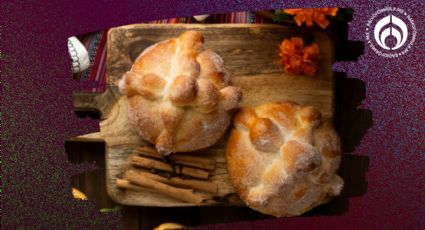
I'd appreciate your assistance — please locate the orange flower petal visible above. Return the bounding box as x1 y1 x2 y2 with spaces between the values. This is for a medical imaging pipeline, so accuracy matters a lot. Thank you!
303 64 317 76
293 16 304 27
291 37 304 48
282 7 338 29
283 9 303 15
279 37 321 76
321 8 338 16
305 17 315 27
303 45 320 61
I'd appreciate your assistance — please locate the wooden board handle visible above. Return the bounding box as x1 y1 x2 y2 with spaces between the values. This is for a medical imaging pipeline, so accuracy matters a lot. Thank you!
73 86 120 120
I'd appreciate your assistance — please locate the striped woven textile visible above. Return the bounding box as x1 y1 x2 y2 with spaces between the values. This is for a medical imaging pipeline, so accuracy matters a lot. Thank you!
75 12 266 93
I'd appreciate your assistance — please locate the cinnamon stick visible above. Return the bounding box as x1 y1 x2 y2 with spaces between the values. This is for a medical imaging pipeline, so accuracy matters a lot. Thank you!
171 154 215 166
135 146 215 170
135 146 161 159
126 170 210 204
127 170 218 194
171 159 215 170
130 155 209 180
116 178 145 192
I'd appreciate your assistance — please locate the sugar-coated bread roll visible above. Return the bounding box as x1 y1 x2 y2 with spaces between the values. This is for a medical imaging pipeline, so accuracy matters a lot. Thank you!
119 31 242 155
226 101 343 217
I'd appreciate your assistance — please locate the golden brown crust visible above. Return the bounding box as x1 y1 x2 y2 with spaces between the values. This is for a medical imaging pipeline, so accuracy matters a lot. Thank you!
226 101 343 217
196 79 219 113
119 31 241 154
219 86 242 111
168 75 198 106
249 118 283 152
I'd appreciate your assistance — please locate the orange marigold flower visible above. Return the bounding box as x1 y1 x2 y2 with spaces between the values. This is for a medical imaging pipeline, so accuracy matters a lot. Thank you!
284 8 338 29
279 37 320 76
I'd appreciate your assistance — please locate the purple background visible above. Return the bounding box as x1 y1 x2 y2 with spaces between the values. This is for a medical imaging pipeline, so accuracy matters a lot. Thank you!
2 0 424 229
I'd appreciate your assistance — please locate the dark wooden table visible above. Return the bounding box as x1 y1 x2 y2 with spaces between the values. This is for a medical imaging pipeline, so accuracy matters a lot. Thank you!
66 17 371 230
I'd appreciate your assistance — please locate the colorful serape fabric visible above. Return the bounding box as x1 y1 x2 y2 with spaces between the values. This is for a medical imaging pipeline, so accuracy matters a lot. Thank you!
75 12 266 93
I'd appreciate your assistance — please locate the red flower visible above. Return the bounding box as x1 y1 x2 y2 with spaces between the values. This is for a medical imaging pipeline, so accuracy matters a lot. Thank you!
284 8 338 29
279 37 320 76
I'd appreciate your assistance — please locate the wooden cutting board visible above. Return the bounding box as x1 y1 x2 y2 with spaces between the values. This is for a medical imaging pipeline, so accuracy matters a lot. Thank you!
73 24 334 207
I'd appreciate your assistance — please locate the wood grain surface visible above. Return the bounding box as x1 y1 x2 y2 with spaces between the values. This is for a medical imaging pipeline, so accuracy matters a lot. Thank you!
73 23 335 207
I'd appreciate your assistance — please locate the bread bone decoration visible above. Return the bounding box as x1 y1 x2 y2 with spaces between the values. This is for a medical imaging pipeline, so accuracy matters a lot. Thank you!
226 101 343 217
119 31 242 155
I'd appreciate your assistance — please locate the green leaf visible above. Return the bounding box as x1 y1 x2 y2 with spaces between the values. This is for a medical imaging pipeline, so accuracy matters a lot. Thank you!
99 205 122 213
272 13 294 24
274 9 284 15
